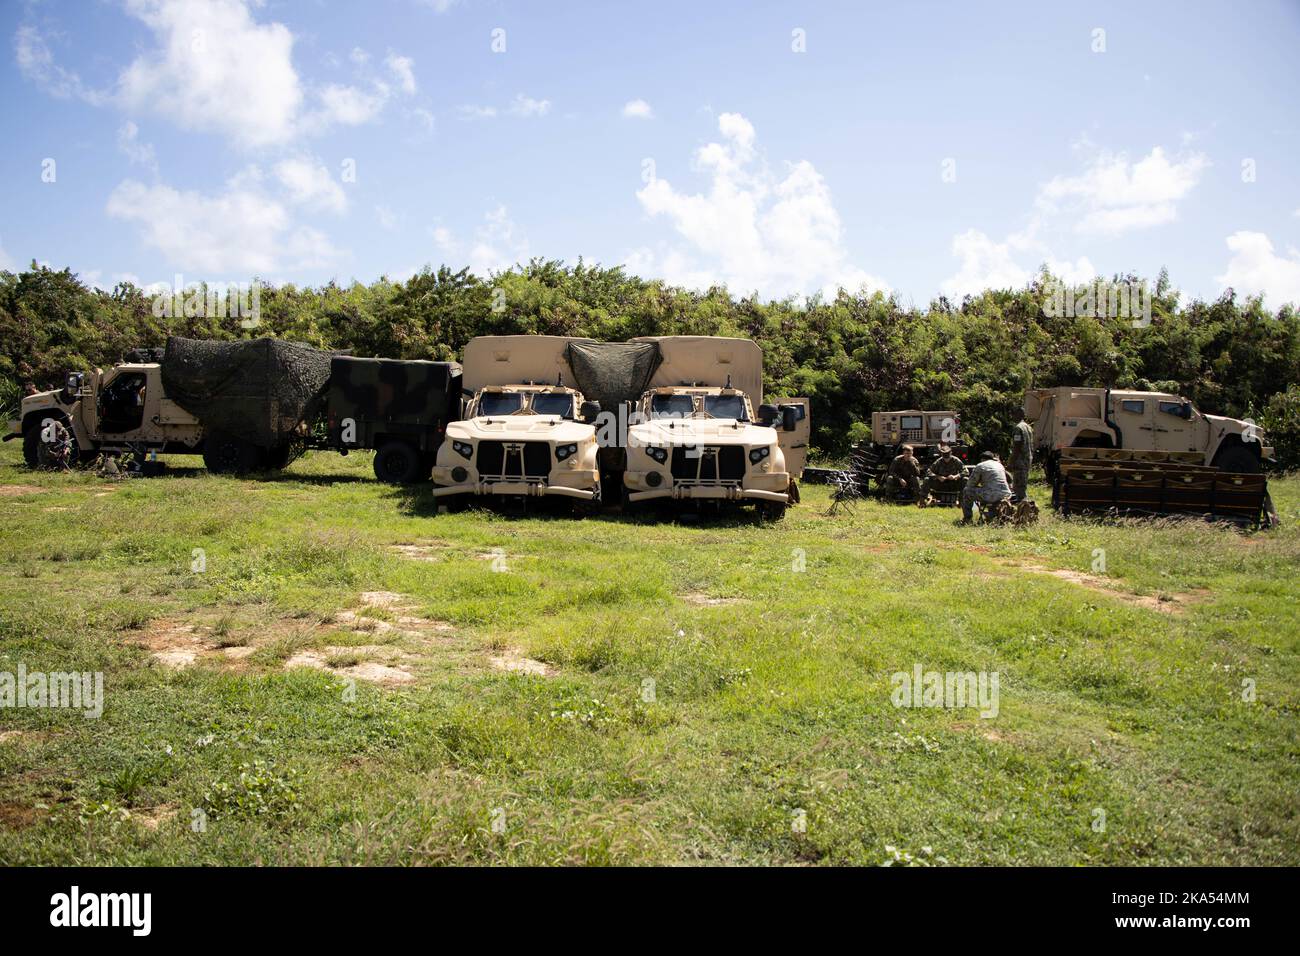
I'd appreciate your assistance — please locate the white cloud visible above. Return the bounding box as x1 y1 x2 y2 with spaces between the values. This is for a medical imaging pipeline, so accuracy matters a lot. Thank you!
385 53 416 95
116 0 304 149
116 121 158 173
18 2 397 148
632 112 885 299
13 24 107 104
106 176 344 273
622 99 653 120
508 94 551 118
940 229 1095 299
457 104 497 120
1037 146 1208 235
273 157 347 214
432 205 529 274
1215 231 1300 307
349 47 370 66
375 205 398 230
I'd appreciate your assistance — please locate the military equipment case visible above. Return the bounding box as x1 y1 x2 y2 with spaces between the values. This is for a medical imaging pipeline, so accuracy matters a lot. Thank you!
326 356 463 453
1052 449 1270 527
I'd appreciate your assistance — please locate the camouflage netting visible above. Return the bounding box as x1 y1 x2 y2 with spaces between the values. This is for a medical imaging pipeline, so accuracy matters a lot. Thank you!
161 337 333 449
566 340 662 409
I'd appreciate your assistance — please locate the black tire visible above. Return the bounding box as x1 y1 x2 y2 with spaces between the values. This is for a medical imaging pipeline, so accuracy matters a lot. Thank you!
203 431 263 474
263 443 294 471
1213 444 1261 474
22 425 40 468
373 441 425 484
758 500 788 521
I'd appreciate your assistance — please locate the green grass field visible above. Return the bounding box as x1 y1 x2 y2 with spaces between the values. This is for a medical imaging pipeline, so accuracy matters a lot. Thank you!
1 444 1297 865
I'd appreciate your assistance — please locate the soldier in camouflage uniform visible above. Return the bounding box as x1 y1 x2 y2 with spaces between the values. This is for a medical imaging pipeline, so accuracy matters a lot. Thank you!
883 444 923 504
1009 417 1034 500
922 443 964 503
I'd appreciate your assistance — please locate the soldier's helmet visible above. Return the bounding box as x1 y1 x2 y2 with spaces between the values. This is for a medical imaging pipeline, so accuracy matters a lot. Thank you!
901 444 914 454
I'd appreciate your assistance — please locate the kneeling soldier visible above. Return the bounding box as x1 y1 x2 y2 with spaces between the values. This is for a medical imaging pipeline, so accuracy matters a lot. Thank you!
961 451 1012 523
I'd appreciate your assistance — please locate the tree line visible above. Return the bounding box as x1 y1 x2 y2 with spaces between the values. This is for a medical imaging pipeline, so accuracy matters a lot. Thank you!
2 260 1298 467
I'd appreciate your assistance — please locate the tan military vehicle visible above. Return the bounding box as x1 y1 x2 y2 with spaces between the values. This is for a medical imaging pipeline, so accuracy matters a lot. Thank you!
619 336 809 518
430 335 602 508
7 365 203 468
1026 387 1276 526
1024 387 1274 478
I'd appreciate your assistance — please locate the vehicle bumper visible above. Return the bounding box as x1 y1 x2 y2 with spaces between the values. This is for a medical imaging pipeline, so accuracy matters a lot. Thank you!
431 479 597 500
627 481 789 504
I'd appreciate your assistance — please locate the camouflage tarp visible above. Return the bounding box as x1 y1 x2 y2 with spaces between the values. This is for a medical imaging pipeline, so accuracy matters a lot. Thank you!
161 337 332 449
565 340 662 410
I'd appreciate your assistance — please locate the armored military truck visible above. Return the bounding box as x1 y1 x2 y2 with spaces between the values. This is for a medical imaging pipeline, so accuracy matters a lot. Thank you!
1026 387 1277 525
618 336 809 518
1024 387 1273 478
430 336 602 509
6 340 462 482
8 364 203 468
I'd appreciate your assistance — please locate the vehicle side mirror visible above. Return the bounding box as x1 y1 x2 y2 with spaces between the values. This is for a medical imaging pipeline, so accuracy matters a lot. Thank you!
781 406 798 432
580 401 601 422
758 403 779 426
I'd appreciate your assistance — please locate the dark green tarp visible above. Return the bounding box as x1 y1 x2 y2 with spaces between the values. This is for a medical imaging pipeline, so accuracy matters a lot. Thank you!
565 340 662 410
161 337 332 449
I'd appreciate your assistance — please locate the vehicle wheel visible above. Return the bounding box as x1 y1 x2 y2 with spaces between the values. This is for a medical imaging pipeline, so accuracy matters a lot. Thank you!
573 486 603 518
203 431 263 474
787 479 801 505
373 441 424 484
1213 445 1261 474
22 425 41 468
263 442 294 471
758 500 788 521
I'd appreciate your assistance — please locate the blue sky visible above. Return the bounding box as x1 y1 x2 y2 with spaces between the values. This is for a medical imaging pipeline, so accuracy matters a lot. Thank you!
3 0 1299 306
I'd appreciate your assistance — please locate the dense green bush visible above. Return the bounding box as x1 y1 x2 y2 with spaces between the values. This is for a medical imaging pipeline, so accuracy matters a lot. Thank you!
3 261 1297 462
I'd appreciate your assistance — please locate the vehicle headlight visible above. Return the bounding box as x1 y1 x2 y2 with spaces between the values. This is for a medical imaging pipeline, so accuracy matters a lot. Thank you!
452 440 473 459
749 446 772 464
555 443 579 461
647 445 669 464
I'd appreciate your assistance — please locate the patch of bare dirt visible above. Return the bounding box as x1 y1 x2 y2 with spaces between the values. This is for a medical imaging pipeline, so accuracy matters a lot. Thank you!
0 730 26 745
132 620 207 668
284 650 415 686
1001 561 1206 614
681 591 744 606
0 802 44 828
134 805 177 831
0 484 46 497
389 543 449 562
489 652 555 676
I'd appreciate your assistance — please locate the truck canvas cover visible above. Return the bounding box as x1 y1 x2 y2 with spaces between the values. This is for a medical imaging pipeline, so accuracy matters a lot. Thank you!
633 336 764 408
161 336 333 449
566 340 662 409
328 356 462 424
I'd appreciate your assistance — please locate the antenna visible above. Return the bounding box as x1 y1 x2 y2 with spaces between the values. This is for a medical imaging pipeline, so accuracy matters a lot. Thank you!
725 374 732 389
556 372 564 387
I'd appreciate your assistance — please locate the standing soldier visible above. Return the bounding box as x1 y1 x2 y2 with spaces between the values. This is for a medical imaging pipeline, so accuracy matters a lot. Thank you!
883 444 923 504
922 443 964 503
1009 417 1034 500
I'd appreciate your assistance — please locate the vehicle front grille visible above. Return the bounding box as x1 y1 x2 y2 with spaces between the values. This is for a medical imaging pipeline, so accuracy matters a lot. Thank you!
476 440 552 479
669 445 745 483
